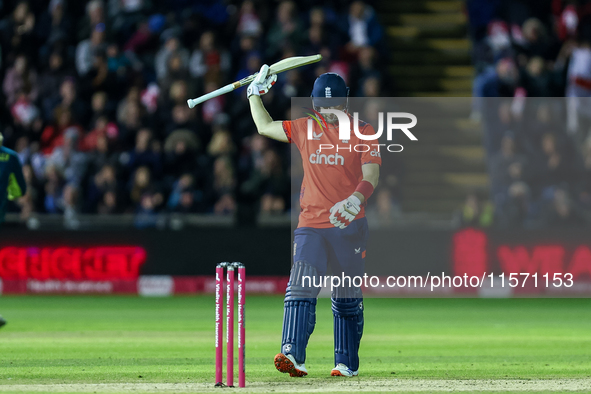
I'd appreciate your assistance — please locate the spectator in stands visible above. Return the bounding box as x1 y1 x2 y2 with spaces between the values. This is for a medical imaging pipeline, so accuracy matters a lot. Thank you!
495 181 531 228
38 52 68 106
77 0 106 42
304 7 341 57
105 43 130 75
47 78 88 125
83 116 119 152
168 174 194 210
541 188 586 227
20 164 38 219
128 166 155 208
365 188 401 228
98 189 119 214
566 39 591 143
236 1 262 37
89 91 109 127
140 82 160 115
134 191 160 228
3 54 38 106
109 0 146 43
36 0 73 61
43 164 65 214
82 50 122 101
350 46 381 96
10 90 40 135
166 174 206 214
0 2 36 59
232 33 258 76
490 133 527 199
117 86 140 123
76 23 106 77
156 31 189 82
241 149 289 214
125 128 162 178
40 107 82 154
165 104 197 136
342 1 383 57
85 163 117 213
46 128 87 187
189 31 231 86
474 59 523 148
119 100 144 149
514 18 559 63
234 51 262 89
86 133 116 177
567 40 591 97
212 155 236 215
175 187 202 213
200 81 224 125
572 139 591 219
478 58 521 97
521 56 552 96
208 127 235 158
466 0 500 42
266 1 305 59
164 129 200 179
455 191 494 228
360 75 381 97
162 80 189 112
529 132 576 196
159 51 190 95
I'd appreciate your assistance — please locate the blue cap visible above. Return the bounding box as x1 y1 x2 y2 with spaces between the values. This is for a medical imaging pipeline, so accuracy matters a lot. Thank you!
94 23 106 33
148 14 166 34
311 73 349 107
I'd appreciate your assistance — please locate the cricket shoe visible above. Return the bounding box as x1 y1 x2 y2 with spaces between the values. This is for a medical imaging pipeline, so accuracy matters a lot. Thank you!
0 315 6 328
274 353 308 377
331 363 358 377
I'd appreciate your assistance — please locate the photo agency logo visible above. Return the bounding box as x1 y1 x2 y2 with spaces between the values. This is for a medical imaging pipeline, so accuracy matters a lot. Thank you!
305 108 418 155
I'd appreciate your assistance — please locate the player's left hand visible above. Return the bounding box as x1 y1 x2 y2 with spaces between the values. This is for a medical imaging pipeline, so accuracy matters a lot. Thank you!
329 195 361 229
247 64 277 99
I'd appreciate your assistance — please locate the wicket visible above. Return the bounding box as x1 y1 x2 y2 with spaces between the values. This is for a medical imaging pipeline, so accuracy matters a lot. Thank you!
215 262 245 388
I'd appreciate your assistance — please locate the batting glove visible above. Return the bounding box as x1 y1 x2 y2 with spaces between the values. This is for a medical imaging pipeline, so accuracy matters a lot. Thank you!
329 195 361 229
247 64 277 99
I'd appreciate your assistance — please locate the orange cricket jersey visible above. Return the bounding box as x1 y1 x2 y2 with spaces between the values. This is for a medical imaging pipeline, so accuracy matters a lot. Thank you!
283 115 382 229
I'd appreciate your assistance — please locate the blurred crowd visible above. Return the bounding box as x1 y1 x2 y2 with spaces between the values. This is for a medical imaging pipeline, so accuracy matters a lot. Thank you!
465 0 591 228
0 0 386 225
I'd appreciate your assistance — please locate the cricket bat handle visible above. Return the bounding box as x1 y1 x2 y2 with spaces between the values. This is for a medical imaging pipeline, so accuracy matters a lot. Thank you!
187 54 322 108
187 83 237 108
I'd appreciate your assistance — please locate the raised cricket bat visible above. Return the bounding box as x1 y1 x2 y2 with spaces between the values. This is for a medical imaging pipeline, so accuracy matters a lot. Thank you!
187 54 322 108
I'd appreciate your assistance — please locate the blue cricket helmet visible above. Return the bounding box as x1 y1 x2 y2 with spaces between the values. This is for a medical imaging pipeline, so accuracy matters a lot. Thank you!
311 73 349 108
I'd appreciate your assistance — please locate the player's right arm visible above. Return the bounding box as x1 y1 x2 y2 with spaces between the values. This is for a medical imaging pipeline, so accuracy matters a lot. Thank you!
248 95 288 142
247 64 288 143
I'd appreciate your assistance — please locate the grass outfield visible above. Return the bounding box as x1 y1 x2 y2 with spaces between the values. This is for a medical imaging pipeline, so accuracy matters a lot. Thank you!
0 296 590 393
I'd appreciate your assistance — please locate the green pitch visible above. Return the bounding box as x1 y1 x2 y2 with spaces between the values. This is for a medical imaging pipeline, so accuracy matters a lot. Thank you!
0 296 590 393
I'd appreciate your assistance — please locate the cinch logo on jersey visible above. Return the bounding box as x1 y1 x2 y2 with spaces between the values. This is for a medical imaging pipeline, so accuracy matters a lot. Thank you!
309 149 345 165
370 149 381 157
305 108 418 153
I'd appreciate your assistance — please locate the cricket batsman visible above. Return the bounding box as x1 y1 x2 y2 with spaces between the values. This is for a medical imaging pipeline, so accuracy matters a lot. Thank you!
247 66 381 377
0 131 27 329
